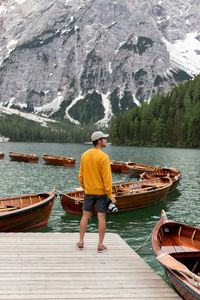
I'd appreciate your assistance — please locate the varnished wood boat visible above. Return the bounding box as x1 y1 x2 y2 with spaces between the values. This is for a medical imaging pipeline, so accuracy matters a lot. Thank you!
60 177 172 215
9 152 39 163
152 210 200 300
42 154 76 166
110 160 130 173
140 168 182 193
125 162 162 177
0 189 56 231
0 152 4 159
110 160 170 177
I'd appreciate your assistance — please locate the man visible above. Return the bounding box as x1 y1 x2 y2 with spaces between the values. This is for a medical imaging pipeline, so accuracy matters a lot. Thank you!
77 131 116 252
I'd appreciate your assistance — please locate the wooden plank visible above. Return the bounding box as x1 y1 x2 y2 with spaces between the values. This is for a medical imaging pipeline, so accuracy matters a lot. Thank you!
0 233 181 299
0 290 180 297
0 280 172 288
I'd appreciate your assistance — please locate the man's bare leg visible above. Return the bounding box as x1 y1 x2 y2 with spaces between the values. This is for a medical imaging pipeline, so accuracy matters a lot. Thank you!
97 212 106 246
79 210 91 243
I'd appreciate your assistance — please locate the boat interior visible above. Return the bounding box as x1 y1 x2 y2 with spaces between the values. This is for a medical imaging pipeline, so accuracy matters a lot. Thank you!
67 179 169 201
158 223 200 254
171 251 200 276
0 194 47 213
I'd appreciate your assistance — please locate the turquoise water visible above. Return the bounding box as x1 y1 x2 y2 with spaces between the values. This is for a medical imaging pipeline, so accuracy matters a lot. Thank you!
0 142 200 283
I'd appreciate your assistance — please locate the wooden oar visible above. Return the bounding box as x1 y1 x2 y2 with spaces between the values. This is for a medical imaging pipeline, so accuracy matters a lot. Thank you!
156 252 200 283
112 180 123 184
0 207 18 212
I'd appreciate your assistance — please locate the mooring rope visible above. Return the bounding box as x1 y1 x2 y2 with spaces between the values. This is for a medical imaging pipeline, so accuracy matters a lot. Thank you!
56 188 84 203
135 210 168 252
56 188 65 195
135 230 153 252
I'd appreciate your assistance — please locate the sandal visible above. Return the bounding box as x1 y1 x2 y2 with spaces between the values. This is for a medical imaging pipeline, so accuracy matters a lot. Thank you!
97 244 107 253
76 242 84 249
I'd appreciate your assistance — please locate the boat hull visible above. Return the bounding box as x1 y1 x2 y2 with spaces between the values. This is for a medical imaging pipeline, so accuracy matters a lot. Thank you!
169 178 181 193
110 161 130 173
0 192 56 232
9 152 39 163
114 187 169 211
140 169 182 193
165 267 199 300
128 165 160 177
60 178 172 215
152 216 200 299
42 154 76 166
60 193 95 216
111 161 163 177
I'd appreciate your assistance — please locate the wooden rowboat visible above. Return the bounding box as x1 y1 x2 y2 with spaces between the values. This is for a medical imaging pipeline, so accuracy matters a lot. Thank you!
110 160 171 177
9 152 39 163
0 189 56 231
60 177 172 215
140 168 182 193
42 154 76 166
125 162 162 177
0 152 4 159
110 160 130 173
152 210 200 300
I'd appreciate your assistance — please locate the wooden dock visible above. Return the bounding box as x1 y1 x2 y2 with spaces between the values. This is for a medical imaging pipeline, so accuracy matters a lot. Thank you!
0 232 181 299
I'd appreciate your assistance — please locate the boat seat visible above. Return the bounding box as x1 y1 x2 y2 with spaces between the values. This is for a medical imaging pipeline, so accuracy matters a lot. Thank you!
8 204 21 208
141 185 157 190
76 197 84 201
141 183 153 186
0 206 19 212
171 251 200 259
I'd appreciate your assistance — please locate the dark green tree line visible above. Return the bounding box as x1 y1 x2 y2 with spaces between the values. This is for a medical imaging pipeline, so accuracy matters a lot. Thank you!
110 75 200 148
0 114 95 143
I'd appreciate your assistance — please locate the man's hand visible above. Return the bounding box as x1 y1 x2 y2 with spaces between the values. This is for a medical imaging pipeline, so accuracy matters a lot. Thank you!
110 196 117 204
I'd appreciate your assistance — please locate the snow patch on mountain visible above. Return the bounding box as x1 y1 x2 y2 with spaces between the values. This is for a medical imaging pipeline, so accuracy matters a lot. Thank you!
109 62 112 74
65 95 81 125
0 105 57 127
0 5 6 15
162 31 200 75
133 95 140 106
95 92 113 127
34 93 64 117
7 39 18 54
16 0 26 4
3 97 27 109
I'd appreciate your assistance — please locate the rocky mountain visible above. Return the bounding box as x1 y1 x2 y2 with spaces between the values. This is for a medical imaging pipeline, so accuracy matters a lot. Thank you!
0 0 200 127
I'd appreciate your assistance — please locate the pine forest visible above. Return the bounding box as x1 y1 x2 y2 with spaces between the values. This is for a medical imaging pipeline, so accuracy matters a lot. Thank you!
110 75 200 148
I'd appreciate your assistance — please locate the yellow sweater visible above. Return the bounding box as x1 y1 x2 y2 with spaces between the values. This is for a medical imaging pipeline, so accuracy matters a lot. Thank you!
78 148 113 199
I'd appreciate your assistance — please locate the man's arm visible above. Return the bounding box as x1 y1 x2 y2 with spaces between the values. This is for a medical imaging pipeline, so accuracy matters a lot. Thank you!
101 156 116 202
110 196 117 204
78 156 84 189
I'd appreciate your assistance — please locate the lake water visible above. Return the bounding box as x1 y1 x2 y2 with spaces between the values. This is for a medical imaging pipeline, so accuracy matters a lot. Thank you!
0 142 200 284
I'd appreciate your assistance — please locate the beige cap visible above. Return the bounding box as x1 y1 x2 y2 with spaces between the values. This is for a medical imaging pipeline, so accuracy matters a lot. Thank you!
91 131 109 142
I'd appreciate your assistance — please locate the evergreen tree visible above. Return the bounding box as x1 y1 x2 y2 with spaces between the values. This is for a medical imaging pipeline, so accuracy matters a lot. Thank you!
110 74 200 148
